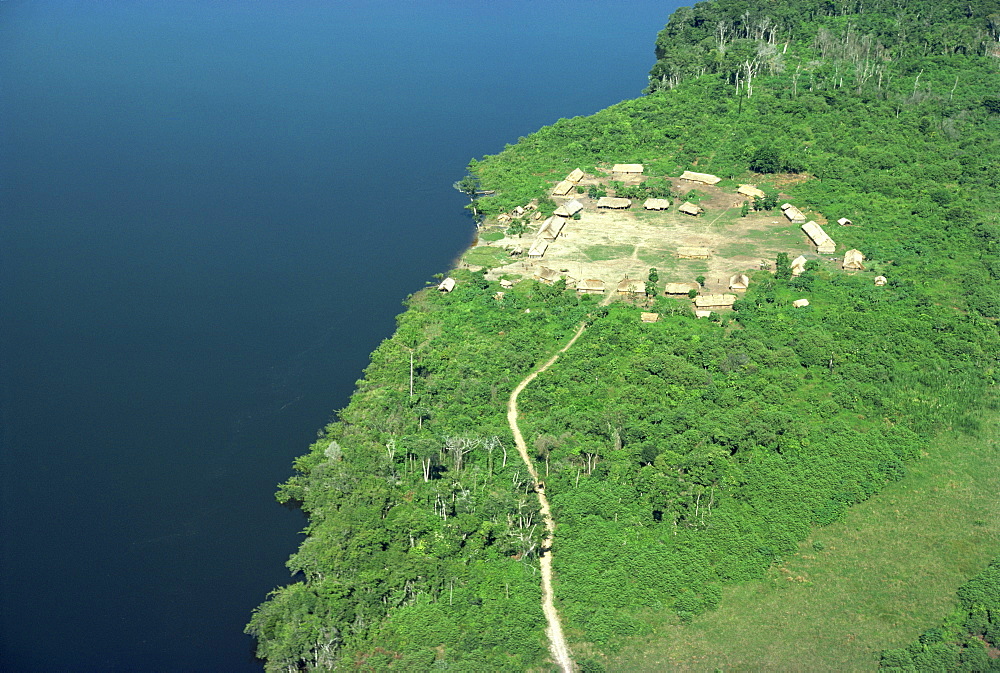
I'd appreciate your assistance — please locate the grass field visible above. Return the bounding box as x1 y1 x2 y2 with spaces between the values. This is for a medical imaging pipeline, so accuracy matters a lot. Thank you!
602 422 1000 671
462 245 512 268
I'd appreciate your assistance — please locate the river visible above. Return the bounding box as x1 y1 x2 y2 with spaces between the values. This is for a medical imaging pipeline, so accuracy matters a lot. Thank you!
0 1 680 669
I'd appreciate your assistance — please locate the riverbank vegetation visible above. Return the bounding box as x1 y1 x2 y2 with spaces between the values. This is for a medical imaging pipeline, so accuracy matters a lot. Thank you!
249 0 1000 669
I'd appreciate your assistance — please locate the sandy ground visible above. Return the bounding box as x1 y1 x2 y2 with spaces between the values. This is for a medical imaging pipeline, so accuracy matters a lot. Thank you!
472 178 824 296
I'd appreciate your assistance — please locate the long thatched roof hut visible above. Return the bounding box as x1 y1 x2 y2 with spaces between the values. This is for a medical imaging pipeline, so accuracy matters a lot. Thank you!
643 198 671 210
737 184 766 199
694 294 737 308
616 278 646 295
802 221 836 253
596 196 632 209
566 168 585 182
782 204 807 224
551 180 575 197
576 279 605 294
527 239 548 258
537 215 567 241
680 171 721 185
612 164 644 174
677 246 710 259
664 281 700 295
554 199 583 217
678 201 703 216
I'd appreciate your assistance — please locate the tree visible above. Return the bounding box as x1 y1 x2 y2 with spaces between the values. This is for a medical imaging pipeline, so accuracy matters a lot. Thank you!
648 268 659 283
750 146 782 173
775 252 792 280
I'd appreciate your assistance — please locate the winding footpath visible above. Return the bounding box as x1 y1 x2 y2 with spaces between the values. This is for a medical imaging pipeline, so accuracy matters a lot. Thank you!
506 321 589 673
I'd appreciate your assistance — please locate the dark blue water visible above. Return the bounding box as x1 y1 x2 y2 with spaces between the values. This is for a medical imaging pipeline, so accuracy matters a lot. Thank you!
0 1 679 670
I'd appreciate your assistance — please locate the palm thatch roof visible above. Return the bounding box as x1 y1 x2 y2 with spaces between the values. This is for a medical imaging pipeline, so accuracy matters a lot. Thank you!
790 255 808 276
842 249 865 270
729 273 750 291
437 278 456 292
596 196 632 209
783 205 807 223
566 168 585 182
551 180 575 196
694 294 737 308
641 312 659 323
680 170 721 185
678 201 703 216
664 281 700 294
576 279 605 294
802 221 836 253
527 239 548 258
643 198 672 210
616 279 646 294
874 275 888 286
554 199 583 217
737 184 765 199
612 163 644 174
837 217 853 226
677 246 710 259
537 215 567 241
792 298 810 308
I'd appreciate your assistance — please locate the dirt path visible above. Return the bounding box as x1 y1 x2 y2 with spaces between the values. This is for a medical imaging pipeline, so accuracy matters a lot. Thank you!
507 294 612 672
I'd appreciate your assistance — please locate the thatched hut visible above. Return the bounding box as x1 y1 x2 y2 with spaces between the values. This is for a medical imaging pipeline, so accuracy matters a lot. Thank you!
792 298 810 308
694 294 737 308
437 278 456 292
874 275 888 286
527 239 548 259
551 180 575 197
616 278 646 295
737 185 765 199
554 199 583 217
790 255 808 276
802 221 836 253
576 279 605 294
643 198 672 210
695 310 713 318
678 201 703 216
729 273 750 291
500 279 514 289
783 205 807 224
535 267 562 284
842 249 865 270
537 215 567 241
612 164 644 175
680 170 721 185
641 312 659 323
837 217 853 226
596 196 632 209
566 168 585 183
677 246 710 259
664 281 700 295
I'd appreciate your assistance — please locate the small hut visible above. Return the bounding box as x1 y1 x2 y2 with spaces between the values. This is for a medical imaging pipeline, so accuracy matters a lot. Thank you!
566 168 585 183
616 278 646 295
790 255 808 276
512 206 525 217
729 273 750 291
527 239 548 259
537 216 567 241
678 201 703 216
663 281 700 295
874 275 888 286
551 180 575 197
694 294 737 308
802 221 836 253
837 217 853 226
596 196 632 209
500 279 514 289
612 163 644 175
782 205 807 224
437 278 456 292
680 170 721 185
792 298 810 308
643 198 671 210
677 246 710 259
535 267 562 284
641 312 659 323
842 249 865 271
737 185 766 199
695 310 713 318
554 199 584 217
576 279 605 295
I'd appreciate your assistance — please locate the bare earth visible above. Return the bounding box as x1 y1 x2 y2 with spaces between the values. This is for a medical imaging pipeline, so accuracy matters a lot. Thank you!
471 179 825 296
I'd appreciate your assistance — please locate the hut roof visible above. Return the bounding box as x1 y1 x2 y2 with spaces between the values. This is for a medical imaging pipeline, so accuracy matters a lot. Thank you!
664 281 700 295
641 312 660 323
551 180 575 196
737 184 766 199
512 206 525 216
576 279 605 293
566 168 585 182
694 294 737 308
535 266 562 283
874 275 888 286
792 298 810 308
537 215 567 240
678 201 703 216
790 255 808 276
677 246 710 258
554 199 583 217
527 239 548 257
612 163 644 174
843 249 865 270
616 279 646 294
500 279 514 288
729 273 750 290
680 170 721 185
781 203 793 210
695 310 713 318
802 221 836 253
783 205 806 223
837 217 853 226
596 196 632 209
643 198 672 210
437 277 456 292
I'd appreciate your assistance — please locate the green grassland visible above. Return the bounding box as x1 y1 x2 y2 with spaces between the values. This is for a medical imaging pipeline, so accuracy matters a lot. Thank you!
605 423 1000 670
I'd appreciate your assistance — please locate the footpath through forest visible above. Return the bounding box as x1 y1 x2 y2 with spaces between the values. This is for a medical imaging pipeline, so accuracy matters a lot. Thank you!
506 296 611 673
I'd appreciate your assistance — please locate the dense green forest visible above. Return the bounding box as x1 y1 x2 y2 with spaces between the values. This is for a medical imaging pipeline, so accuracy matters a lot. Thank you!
249 1 1000 669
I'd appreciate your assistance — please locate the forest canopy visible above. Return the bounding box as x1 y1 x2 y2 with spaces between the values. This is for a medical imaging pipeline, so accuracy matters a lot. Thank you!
248 1 1000 670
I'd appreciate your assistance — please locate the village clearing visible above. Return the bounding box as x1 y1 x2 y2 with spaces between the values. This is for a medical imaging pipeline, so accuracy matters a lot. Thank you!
464 176 826 298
